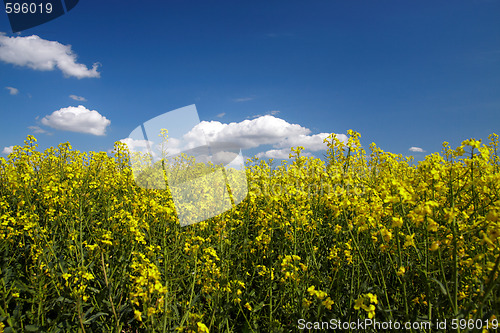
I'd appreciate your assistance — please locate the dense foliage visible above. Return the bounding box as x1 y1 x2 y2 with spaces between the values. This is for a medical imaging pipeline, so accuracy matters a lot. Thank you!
0 131 499 332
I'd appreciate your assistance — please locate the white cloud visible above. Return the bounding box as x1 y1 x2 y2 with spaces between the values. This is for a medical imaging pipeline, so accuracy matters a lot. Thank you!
0 33 100 79
5 86 19 95
256 149 291 159
409 147 425 153
183 115 311 150
256 148 314 160
249 110 280 119
275 133 346 151
181 115 345 160
154 137 182 156
216 112 226 118
119 115 347 161
41 105 110 136
119 138 154 155
28 125 51 134
2 146 14 154
69 94 87 101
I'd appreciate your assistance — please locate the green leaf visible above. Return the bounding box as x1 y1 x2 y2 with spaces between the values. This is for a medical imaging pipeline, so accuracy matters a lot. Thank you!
430 277 448 295
25 325 40 331
83 312 108 324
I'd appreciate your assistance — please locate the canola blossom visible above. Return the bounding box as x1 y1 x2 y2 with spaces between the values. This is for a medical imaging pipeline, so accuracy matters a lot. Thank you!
0 131 499 332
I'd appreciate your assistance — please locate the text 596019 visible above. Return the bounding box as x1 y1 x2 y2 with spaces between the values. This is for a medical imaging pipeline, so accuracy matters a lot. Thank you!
5 2 53 14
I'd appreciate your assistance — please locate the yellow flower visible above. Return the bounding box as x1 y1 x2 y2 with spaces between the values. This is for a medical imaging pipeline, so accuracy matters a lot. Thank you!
403 233 415 248
391 217 403 228
197 322 210 333
322 297 334 310
366 293 378 304
302 298 312 308
364 304 376 319
429 241 440 251
244 302 252 311
396 266 406 276
354 296 364 310
134 309 142 322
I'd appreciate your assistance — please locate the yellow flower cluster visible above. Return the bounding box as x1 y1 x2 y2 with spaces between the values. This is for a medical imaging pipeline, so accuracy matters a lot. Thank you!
354 293 378 319
0 132 499 331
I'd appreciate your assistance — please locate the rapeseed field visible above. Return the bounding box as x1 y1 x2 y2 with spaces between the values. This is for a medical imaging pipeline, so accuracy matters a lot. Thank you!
0 131 499 332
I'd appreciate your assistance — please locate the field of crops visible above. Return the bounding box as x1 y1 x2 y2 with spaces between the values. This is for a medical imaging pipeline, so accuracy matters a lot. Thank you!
0 131 499 332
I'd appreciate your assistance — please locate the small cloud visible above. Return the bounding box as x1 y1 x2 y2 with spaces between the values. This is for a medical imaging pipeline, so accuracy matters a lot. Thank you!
69 94 87 101
28 125 51 135
249 110 280 119
2 146 14 154
216 112 226 118
233 97 254 102
5 86 19 95
256 149 291 159
0 33 100 79
409 147 425 153
119 138 155 156
41 105 111 136
256 148 313 160
275 133 345 152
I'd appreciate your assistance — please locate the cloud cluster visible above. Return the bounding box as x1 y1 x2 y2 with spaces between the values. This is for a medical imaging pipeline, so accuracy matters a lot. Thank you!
119 138 155 155
120 114 345 161
181 115 345 160
2 146 14 154
409 147 425 153
0 33 100 79
5 86 19 95
41 105 110 136
276 133 345 151
184 115 311 150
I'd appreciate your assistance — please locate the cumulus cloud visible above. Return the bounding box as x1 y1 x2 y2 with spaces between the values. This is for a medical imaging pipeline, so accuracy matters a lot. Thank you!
69 94 86 101
28 125 51 135
0 33 100 79
180 115 345 160
155 137 182 156
119 138 155 155
183 115 311 150
276 133 346 151
409 147 425 153
41 105 110 136
119 115 347 161
256 149 291 159
2 146 14 154
5 86 19 95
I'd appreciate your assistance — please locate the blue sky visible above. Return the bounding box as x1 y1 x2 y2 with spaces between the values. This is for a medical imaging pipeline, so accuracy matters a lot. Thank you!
1 0 499 162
